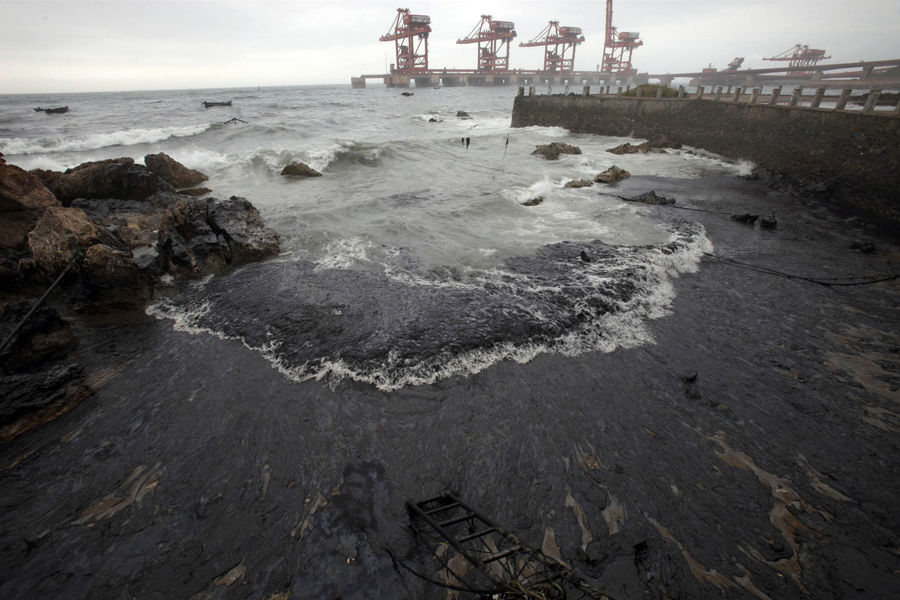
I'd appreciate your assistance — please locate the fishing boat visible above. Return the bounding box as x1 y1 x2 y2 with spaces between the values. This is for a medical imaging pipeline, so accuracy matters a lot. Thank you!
34 106 68 114
202 100 232 108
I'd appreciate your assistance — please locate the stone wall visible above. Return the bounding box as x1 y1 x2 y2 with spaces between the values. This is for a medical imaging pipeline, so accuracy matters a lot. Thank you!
512 95 900 226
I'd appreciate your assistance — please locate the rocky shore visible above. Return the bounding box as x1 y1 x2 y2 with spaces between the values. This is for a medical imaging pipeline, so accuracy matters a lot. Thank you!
0 152 279 441
0 137 898 599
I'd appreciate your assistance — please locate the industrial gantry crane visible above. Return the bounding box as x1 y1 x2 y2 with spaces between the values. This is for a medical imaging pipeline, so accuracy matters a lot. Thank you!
763 44 831 73
519 21 584 73
601 0 642 74
456 15 517 72
379 8 432 73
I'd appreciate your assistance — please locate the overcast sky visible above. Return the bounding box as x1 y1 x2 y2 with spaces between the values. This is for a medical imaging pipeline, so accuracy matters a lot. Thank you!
1 0 898 93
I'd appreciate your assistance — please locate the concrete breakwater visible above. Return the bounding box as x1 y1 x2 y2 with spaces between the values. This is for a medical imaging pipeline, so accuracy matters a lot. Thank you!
511 92 900 228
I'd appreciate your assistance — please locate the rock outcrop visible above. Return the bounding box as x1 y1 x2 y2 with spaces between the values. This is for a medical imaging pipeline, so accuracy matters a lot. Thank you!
531 143 582 160
6 154 279 307
621 191 676 205
158 195 280 280
144 153 208 189
564 179 594 189
594 166 631 184
0 160 59 249
32 158 174 205
27 206 103 273
281 162 322 178
607 136 682 155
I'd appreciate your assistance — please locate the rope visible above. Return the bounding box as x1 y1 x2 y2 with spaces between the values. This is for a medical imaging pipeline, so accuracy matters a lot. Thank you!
0 250 81 355
703 252 898 287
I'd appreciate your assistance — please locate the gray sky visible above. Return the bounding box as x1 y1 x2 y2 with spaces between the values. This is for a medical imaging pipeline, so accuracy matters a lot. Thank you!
1 0 898 93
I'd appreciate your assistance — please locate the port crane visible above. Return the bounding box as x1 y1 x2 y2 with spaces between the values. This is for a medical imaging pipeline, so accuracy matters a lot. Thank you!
519 21 584 73
764 44 831 73
379 8 432 73
601 0 642 74
456 15 517 72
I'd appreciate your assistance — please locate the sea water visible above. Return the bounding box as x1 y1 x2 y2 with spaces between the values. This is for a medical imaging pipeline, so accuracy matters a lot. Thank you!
0 85 749 390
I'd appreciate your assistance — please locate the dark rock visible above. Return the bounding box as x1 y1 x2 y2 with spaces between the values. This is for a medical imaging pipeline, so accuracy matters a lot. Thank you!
521 196 544 207
281 162 323 178
564 179 594 189
67 244 150 312
158 196 280 280
144 153 208 189
207 196 281 265
731 213 759 225
157 199 228 279
622 191 675 205
1 162 60 249
594 166 631 184
531 142 582 160
607 136 681 155
760 215 778 230
0 301 75 372
33 159 174 205
0 364 90 442
456 111 472 119
73 194 188 251
427 117 440 123
580 250 591 262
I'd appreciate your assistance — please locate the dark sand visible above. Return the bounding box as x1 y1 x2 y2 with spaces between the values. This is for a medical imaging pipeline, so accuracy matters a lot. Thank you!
1 173 898 599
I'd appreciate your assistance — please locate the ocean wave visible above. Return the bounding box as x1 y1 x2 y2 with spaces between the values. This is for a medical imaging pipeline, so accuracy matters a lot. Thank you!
0 123 212 155
241 140 383 175
148 222 712 391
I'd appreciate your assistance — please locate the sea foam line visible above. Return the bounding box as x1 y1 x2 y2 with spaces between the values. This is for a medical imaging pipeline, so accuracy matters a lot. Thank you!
0 123 211 155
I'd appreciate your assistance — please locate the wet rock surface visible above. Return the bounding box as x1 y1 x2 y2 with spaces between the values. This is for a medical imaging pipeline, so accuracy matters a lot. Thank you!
0 174 898 600
607 136 682 155
33 158 175 205
280 162 322 178
532 142 582 160
565 179 594 189
594 166 631 184
619 190 676 205
144 153 208 189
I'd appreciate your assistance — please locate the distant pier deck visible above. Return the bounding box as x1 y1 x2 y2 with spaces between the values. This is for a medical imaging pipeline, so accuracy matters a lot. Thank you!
352 58 900 90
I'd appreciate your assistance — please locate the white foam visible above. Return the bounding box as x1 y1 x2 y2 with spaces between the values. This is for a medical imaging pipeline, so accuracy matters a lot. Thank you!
0 124 210 155
313 236 377 271
162 148 231 173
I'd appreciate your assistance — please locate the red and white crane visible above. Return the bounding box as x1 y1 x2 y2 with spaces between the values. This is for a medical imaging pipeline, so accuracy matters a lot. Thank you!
379 8 432 73
519 21 584 73
457 15 517 72
601 0 642 75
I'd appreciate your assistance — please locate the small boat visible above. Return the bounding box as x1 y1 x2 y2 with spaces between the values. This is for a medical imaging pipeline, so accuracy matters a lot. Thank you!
400 92 414 97
202 100 232 108
34 106 68 114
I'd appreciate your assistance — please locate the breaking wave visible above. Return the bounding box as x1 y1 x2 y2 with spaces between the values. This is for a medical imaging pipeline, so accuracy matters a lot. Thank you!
148 222 712 391
0 123 212 155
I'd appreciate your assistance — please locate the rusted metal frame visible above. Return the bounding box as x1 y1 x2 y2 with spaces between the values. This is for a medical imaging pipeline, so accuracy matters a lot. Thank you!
407 499 507 588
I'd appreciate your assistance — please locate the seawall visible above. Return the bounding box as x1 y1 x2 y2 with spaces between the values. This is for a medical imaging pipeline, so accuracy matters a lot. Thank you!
511 94 900 227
